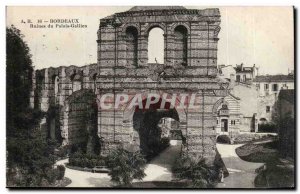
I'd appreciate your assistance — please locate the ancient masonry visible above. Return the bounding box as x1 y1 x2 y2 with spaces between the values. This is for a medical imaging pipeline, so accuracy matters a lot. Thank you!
31 6 229 163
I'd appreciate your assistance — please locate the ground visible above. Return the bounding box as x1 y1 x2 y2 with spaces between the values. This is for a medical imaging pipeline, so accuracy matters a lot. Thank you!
56 159 112 187
135 141 181 182
56 140 182 187
57 140 283 188
216 143 264 188
235 140 294 188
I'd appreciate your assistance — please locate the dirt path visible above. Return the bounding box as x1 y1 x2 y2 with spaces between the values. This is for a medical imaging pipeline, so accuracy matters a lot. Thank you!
137 141 182 182
56 141 182 187
56 159 111 188
216 143 264 188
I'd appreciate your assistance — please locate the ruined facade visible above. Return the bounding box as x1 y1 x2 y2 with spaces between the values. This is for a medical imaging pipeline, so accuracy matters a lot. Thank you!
31 6 229 163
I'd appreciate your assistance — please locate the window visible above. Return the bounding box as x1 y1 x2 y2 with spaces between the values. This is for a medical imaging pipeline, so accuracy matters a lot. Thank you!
256 84 260 89
272 84 278 91
174 25 188 65
266 106 270 113
148 27 164 64
54 76 59 97
264 84 269 91
126 26 138 66
221 119 228 132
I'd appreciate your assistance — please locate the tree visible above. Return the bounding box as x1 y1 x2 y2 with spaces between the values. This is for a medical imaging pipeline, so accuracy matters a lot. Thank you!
172 156 219 188
6 25 33 136
106 148 146 187
6 26 59 187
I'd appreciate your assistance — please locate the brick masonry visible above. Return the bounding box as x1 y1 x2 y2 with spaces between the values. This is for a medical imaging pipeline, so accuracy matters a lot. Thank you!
31 6 229 164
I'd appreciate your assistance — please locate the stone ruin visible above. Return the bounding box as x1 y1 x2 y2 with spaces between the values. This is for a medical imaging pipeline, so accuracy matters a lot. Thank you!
31 6 229 164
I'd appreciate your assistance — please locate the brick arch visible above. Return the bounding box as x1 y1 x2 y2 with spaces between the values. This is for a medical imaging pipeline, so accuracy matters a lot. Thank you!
121 91 187 149
121 24 140 36
60 89 100 152
144 23 167 36
212 97 225 117
170 23 190 34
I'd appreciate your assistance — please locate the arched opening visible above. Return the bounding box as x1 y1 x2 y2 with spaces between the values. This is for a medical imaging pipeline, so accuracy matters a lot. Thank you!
148 27 164 64
71 73 82 92
126 26 138 66
92 73 97 92
66 90 100 155
132 98 181 161
174 25 188 65
53 75 59 102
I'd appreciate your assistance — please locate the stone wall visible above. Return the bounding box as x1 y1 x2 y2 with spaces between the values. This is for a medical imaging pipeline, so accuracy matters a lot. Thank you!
31 6 228 164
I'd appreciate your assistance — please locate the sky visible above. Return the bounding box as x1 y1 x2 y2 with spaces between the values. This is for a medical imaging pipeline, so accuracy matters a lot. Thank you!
6 6 294 75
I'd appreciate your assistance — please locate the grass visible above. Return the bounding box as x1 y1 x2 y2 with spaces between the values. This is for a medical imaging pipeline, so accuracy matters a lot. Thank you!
236 140 294 188
236 141 279 163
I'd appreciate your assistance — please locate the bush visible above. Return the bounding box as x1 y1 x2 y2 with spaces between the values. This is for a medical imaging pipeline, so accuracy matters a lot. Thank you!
56 165 65 180
258 123 277 133
145 137 171 161
107 148 146 186
160 137 170 150
68 151 106 168
46 168 59 184
54 146 70 159
216 135 231 144
172 156 219 188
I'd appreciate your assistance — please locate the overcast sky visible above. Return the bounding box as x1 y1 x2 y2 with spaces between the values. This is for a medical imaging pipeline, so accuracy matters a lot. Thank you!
6 6 294 75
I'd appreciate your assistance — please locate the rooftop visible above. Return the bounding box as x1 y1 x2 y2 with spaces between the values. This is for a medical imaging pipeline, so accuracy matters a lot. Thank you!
253 74 294 82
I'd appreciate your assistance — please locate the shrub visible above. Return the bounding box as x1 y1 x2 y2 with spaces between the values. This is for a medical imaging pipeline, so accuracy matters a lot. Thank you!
160 137 170 150
172 156 219 188
216 135 231 144
56 165 65 180
106 148 146 186
68 151 106 168
258 123 277 133
46 168 58 184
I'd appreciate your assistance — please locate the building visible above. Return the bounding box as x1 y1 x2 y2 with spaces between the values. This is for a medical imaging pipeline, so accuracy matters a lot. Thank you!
253 74 294 97
215 93 241 137
230 83 258 132
253 74 294 124
234 63 258 83
218 65 236 82
31 6 228 164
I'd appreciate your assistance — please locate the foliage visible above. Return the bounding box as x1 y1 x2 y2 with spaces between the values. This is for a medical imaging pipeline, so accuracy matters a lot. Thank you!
216 135 231 144
54 145 70 159
6 26 63 187
146 137 170 161
56 165 66 180
236 141 279 164
236 141 294 188
277 112 295 158
69 151 106 168
258 122 277 133
106 148 146 186
255 163 294 188
172 156 219 188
